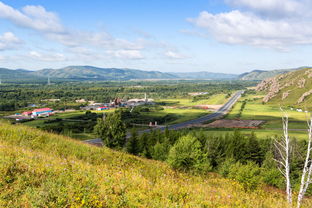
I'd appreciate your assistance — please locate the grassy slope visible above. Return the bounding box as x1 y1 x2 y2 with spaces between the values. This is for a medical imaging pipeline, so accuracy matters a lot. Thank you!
259 68 312 108
0 122 309 207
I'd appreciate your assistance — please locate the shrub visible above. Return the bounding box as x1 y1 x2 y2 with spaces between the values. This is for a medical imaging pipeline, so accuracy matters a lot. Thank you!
218 158 236 177
151 142 170 161
167 135 211 173
228 161 262 191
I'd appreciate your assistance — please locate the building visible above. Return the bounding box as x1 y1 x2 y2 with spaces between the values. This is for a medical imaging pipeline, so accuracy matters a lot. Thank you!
81 104 110 110
126 98 154 106
22 111 33 116
96 106 109 111
32 108 53 117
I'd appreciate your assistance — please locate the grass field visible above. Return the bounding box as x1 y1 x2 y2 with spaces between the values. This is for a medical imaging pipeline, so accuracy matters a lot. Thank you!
196 128 308 140
157 93 229 106
222 92 309 139
1 121 311 207
142 108 209 125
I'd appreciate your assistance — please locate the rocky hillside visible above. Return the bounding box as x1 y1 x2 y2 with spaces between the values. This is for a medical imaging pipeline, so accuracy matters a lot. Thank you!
256 67 312 106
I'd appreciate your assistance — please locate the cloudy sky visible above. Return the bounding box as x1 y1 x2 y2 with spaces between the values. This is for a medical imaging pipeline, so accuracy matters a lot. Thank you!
1 0 312 73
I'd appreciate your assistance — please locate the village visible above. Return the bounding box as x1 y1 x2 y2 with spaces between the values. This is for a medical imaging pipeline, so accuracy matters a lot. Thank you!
5 94 155 122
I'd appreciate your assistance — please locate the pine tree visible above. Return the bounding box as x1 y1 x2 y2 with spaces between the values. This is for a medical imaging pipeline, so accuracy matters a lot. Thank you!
125 129 139 155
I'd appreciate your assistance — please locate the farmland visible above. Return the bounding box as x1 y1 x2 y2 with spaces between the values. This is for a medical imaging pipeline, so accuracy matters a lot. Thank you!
200 90 310 140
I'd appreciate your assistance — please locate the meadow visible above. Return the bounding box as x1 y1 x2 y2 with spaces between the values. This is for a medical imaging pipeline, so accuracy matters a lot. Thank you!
157 93 229 106
212 91 310 139
1 121 311 207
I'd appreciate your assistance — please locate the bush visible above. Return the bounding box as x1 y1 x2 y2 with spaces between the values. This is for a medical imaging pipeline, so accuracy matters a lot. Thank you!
152 142 170 161
167 135 211 173
228 161 262 191
218 158 236 177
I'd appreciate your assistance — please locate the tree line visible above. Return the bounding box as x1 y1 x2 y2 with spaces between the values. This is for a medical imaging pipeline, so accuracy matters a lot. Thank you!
94 110 312 199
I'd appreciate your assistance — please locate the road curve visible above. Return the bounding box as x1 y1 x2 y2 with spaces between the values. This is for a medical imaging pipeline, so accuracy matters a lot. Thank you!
84 90 244 146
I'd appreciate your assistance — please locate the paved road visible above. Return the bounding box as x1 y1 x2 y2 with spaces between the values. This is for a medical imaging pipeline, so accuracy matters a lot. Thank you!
139 90 244 133
84 90 244 146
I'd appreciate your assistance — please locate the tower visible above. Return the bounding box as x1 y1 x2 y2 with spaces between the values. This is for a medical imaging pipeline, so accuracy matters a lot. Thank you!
144 93 147 103
47 76 51 85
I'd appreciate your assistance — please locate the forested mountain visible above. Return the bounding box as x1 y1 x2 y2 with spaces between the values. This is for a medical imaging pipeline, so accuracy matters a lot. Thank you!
0 68 33 78
256 67 312 106
32 65 176 80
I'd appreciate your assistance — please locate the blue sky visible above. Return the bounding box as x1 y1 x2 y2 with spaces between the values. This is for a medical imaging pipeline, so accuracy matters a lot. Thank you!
0 0 312 73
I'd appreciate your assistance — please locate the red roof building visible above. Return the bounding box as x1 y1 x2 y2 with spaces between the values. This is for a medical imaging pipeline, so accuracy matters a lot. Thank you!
22 111 33 116
33 108 53 112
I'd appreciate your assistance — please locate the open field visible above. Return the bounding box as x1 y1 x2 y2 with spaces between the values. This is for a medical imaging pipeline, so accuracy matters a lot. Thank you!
141 108 209 125
217 92 310 139
194 128 309 140
157 93 229 106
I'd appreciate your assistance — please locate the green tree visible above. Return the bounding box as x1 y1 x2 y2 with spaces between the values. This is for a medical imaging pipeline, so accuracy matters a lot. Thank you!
94 111 126 149
152 141 171 161
167 135 211 173
125 129 140 155
228 161 262 191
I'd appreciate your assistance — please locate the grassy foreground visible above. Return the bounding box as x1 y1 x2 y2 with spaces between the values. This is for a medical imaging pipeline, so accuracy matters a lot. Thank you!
0 122 311 207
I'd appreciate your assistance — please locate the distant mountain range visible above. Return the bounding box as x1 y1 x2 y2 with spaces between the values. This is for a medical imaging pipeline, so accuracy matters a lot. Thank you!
32 66 176 80
0 65 309 82
172 71 237 80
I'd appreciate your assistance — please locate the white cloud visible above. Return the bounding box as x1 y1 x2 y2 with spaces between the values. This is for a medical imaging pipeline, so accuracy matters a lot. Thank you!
0 1 146 55
164 51 187 59
0 32 22 50
108 50 144 59
0 2 64 33
29 51 66 62
188 0 312 50
227 0 304 17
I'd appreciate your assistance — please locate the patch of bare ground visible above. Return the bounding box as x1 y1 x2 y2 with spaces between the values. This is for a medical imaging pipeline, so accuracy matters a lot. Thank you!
193 105 222 111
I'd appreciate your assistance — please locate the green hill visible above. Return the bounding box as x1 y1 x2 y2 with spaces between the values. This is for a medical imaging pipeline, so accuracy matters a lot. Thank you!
32 66 176 80
238 68 299 81
0 68 42 82
256 67 312 107
0 121 305 207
